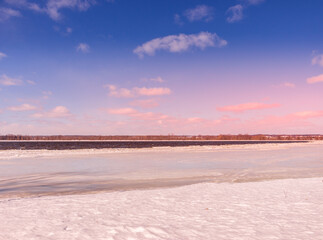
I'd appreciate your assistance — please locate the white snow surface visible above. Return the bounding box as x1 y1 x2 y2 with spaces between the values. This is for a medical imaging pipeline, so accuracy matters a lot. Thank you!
1 177 323 240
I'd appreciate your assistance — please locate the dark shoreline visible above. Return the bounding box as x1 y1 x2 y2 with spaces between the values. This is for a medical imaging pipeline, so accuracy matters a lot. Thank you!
0 140 308 150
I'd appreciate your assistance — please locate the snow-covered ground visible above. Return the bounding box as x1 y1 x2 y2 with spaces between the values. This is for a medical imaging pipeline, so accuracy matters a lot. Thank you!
1 177 323 240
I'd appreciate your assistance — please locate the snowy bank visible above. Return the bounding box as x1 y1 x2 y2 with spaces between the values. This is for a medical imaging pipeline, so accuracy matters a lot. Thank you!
1 177 323 240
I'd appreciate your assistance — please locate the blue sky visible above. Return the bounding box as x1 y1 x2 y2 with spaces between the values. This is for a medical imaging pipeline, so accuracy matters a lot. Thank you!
1 0 323 135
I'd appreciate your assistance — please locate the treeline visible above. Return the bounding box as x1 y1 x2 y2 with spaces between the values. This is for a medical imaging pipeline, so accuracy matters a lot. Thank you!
1 134 322 141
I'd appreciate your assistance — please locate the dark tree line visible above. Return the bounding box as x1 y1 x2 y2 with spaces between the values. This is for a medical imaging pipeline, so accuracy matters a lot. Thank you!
0 134 322 141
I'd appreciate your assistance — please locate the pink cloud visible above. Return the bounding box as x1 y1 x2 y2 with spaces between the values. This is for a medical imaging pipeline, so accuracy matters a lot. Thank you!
8 103 37 112
32 106 71 119
106 85 171 98
108 108 137 115
130 99 159 108
134 87 170 96
187 117 205 123
0 74 23 86
217 102 280 113
107 108 239 132
291 111 323 119
108 108 169 121
307 74 323 84
282 82 295 88
141 76 165 83
214 115 240 125
251 110 323 131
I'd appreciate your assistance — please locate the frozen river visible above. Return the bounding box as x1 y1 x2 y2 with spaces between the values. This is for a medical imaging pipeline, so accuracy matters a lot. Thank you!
0 141 322 197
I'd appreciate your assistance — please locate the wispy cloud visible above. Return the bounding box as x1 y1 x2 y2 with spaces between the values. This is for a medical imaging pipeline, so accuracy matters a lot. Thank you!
46 0 94 20
275 82 296 88
108 108 137 115
0 52 7 60
217 102 280 113
141 76 165 83
32 106 71 118
282 82 296 88
8 103 37 111
255 110 323 128
108 108 170 122
66 27 72 33
306 74 323 84
291 111 323 119
135 87 171 96
174 14 183 26
4 0 95 21
42 91 52 99
312 54 323 67
134 32 227 58
27 80 36 85
0 7 21 21
4 0 43 12
108 108 239 132
106 85 171 98
76 43 90 53
183 5 213 22
246 0 265 5
130 99 159 109
226 4 244 23
226 0 265 23
0 74 23 86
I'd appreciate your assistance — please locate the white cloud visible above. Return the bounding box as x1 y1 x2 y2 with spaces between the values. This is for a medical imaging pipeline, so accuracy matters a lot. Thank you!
66 27 73 33
226 0 265 23
106 85 171 98
246 0 265 5
8 103 37 111
0 74 23 86
226 4 244 23
76 43 90 53
174 14 183 26
27 80 36 85
32 106 71 118
46 0 95 20
4 0 95 21
4 0 43 14
133 32 227 58
307 74 323 84
0 52 7 60
183 5 213 22
0 7 21 21
312 54 323 67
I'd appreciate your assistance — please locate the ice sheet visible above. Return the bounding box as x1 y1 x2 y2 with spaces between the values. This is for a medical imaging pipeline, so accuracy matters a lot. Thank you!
0 141 323 198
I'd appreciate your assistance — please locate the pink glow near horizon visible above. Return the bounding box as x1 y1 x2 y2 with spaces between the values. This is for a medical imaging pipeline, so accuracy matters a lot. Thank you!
217 102 281 113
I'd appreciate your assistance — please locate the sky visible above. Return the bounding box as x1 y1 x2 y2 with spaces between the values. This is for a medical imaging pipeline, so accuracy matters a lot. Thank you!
0 0 323 135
